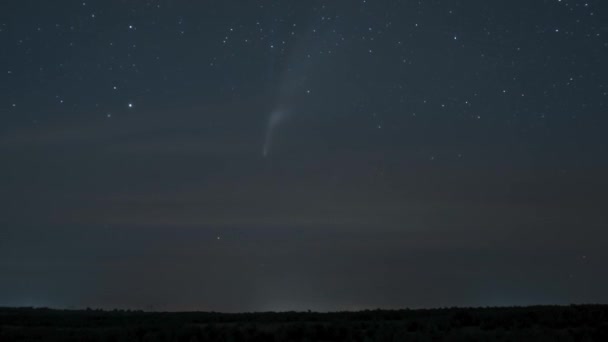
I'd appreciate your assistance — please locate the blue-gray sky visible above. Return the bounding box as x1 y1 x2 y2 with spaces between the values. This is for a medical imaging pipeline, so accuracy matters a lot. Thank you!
1 0 607 312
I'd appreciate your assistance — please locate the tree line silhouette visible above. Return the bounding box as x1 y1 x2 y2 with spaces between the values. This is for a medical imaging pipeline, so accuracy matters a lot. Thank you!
1 305 607 341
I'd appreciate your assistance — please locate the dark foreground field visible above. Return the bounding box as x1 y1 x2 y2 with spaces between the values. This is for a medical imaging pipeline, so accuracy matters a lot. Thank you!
1 305 608 341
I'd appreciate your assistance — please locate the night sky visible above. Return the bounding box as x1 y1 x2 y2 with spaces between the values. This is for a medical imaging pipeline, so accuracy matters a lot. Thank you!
1 0 607 312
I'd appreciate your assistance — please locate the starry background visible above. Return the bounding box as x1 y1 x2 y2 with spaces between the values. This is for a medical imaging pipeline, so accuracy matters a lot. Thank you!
1 0 607 312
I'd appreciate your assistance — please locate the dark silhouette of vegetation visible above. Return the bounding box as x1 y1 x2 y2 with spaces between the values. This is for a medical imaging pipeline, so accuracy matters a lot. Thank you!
1 305 608 341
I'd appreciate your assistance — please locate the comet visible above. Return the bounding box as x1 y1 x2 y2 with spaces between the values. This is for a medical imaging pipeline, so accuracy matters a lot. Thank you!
262 108 290 157
261 17 343 157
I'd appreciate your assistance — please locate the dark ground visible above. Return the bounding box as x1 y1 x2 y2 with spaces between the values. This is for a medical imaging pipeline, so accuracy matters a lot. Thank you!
1 305 608 341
